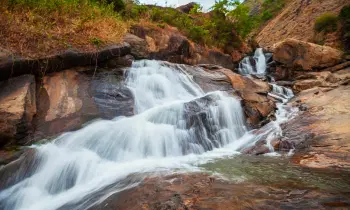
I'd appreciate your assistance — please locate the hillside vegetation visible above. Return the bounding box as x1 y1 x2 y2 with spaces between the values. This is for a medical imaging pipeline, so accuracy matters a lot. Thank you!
0 0 258 58
0 0 127 58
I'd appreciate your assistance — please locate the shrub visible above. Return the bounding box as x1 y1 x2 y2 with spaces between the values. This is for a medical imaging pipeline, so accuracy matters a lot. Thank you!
314 13 338 33
104 0 126 12
261 11 273 21
187 26 209 43
339 5 350 21
189 3 202 15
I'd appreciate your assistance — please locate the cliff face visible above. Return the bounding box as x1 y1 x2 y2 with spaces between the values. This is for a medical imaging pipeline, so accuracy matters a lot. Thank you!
256 0 348 48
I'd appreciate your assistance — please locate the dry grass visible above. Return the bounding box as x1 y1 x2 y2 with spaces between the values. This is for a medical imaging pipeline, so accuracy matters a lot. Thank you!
0 0 128 59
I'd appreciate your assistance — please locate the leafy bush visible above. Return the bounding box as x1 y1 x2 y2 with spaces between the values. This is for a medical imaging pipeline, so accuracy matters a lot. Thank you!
314 13 338 33
339 5 350 21
189 3 202 15
261 11 273 21
103 0 126 12
187 26 209 43
123 4 148 19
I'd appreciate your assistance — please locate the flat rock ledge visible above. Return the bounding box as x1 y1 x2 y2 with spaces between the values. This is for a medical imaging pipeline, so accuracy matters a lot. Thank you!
0 43 131 81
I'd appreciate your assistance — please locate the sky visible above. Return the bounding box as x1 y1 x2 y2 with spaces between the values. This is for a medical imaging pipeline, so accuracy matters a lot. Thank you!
138 0 217 10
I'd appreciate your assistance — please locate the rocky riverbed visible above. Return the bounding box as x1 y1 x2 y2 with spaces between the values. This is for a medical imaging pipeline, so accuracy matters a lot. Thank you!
0 19 350 210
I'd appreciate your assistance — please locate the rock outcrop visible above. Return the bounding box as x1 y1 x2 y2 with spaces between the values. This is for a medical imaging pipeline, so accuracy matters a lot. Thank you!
123 33 149 59
283 85 350 170
129 25 249 69
33 69 134 139
0 43 130 81
273 38 344 71
0 75 36 146
292 70 350 92
176 2 197 13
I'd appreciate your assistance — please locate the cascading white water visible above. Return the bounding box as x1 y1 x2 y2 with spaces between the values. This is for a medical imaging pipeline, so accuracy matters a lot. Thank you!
254 48 266 74
0 60 250 210
238 48 266 75
237 48 297 154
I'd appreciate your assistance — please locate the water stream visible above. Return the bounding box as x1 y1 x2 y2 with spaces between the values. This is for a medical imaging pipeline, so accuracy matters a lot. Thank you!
0 55 296 210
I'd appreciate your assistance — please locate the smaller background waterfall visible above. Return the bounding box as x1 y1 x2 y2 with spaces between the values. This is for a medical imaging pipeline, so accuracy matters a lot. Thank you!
237 48 297 154
238 48 272 76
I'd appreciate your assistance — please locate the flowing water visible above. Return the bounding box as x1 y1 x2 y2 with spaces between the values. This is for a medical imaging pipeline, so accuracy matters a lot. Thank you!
0 57 298 210
238 48 267 75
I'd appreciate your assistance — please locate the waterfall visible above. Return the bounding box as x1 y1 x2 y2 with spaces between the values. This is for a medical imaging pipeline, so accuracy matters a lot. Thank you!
254 48 266 74
0 60 250 210
237 49 296 154
238 48 266 75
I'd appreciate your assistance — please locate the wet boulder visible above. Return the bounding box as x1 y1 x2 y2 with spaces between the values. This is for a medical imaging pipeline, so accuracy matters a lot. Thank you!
183 94 221 153
241 139 270 155
212 67 275 128
0 75 36 146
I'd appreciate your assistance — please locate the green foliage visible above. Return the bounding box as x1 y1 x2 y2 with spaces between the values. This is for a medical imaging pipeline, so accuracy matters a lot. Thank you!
7 0 118 17
314 13 338 33
261 11 273 21
103 0 126 12
261 0 285 14
90 37 103 46
119 0 254 48
123 3 148 19
189 3 202 15
228 1 256 38
188 26 209 43
339 5 350 21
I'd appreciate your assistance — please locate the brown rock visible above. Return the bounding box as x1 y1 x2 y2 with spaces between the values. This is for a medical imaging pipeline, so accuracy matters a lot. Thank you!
270 138 281 151
123 33 149 59
89 173 349 210
216 68 275 128
34 69 134 138
204 50 235 70
42 70 84 122
293 79 323 92
286 86 350 170
176 2 197 13
292 70 350 92
130 25 237 69
273 38 343 71
0 75 36 146
105 54 134 68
